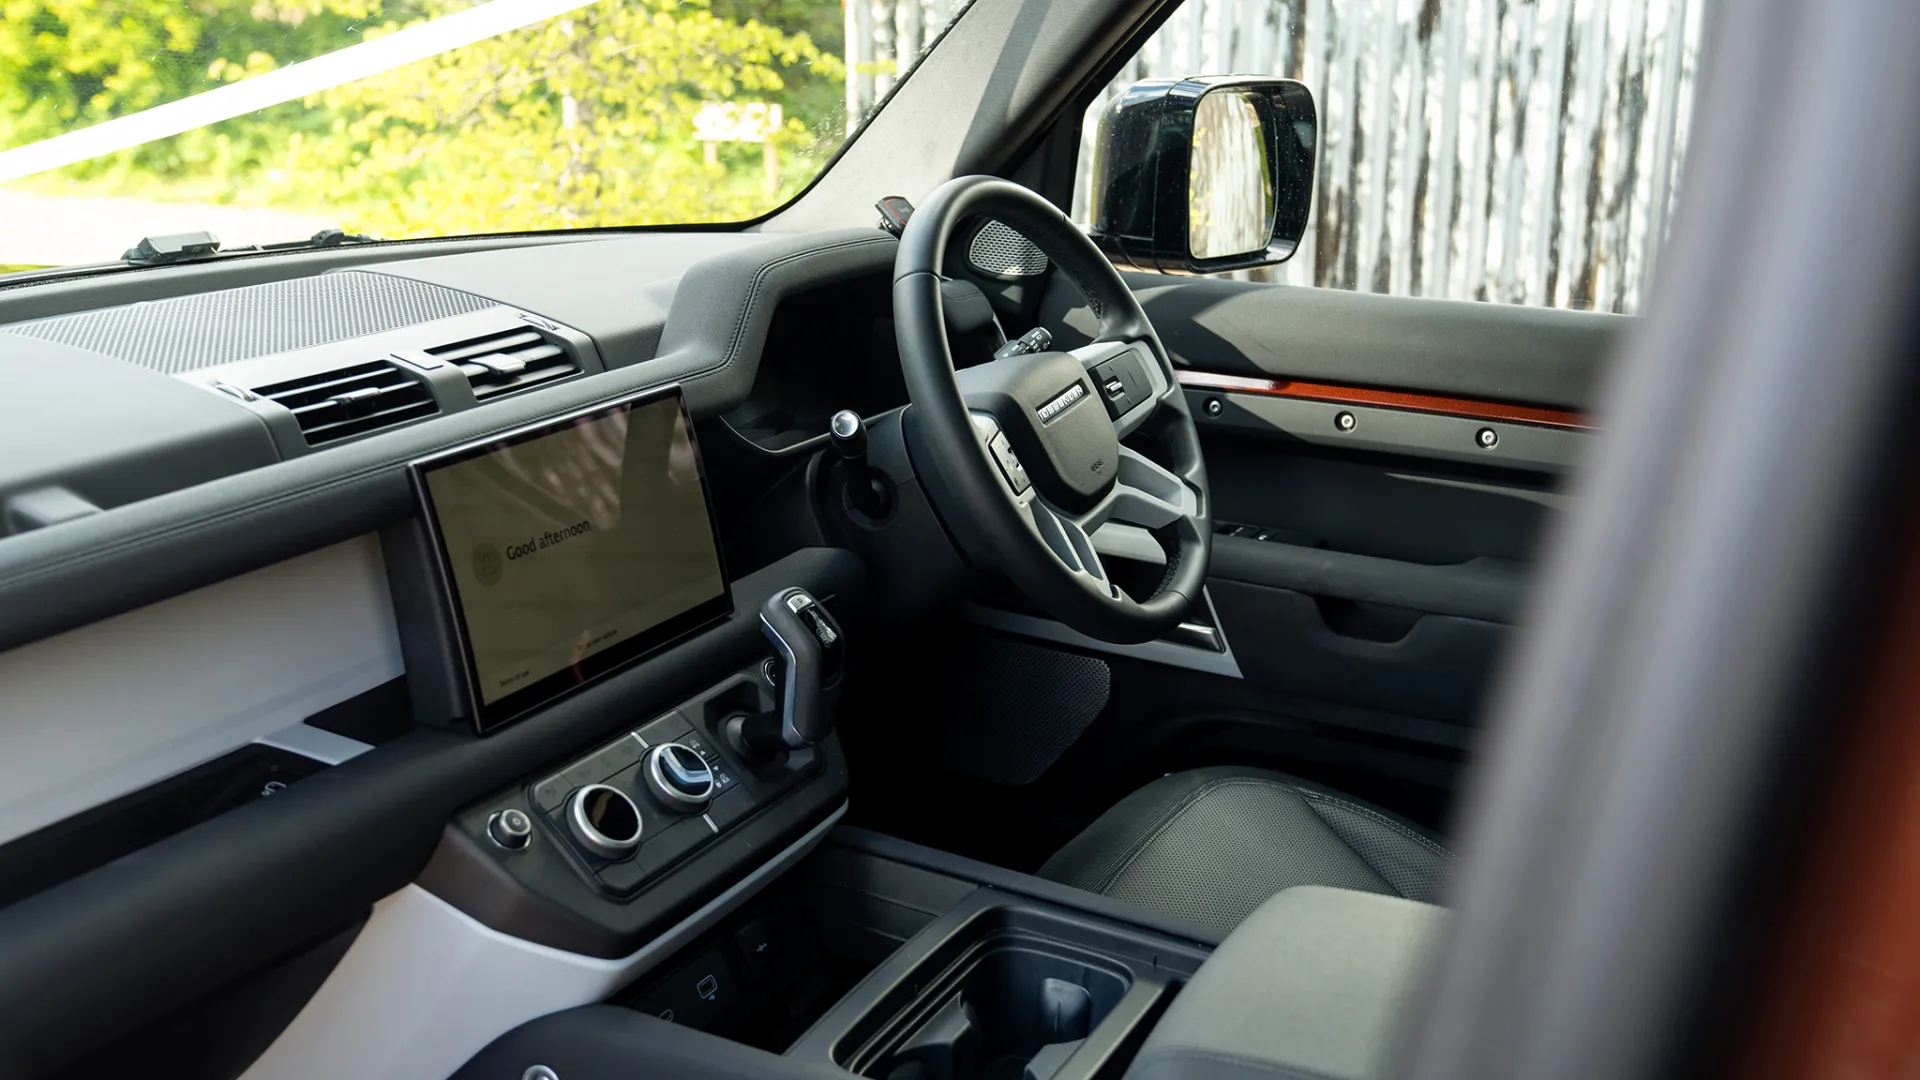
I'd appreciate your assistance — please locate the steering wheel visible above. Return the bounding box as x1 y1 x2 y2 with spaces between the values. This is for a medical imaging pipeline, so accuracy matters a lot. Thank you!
893 176 1212 645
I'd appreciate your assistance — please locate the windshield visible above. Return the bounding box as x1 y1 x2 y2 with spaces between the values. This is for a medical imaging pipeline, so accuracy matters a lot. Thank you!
0 0 959 272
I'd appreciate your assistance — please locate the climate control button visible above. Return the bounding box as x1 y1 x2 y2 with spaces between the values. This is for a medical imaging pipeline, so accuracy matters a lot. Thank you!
567 784 643 858
644 743 716 810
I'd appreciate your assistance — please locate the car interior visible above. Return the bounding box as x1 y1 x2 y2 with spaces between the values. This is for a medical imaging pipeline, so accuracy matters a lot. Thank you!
0 0 1714 1077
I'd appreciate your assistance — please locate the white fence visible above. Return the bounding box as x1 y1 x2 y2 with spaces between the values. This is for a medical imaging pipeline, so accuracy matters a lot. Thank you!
850 0 1706 313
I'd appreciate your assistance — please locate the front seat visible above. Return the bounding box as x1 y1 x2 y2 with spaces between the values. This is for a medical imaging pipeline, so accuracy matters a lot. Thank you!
1038 767 1454 932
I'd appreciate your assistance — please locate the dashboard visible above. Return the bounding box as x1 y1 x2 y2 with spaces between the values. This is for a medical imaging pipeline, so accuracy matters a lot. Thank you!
0 227 909 837
0 223 976 1077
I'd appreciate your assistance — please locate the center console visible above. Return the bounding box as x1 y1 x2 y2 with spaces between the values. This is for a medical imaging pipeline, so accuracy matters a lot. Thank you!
384 384 856 958
448 829 1221 1080
415 626 850 957
387 390 1223 1080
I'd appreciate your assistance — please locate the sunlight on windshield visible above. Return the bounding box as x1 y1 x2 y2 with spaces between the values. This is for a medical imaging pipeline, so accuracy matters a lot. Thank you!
0 0 957 269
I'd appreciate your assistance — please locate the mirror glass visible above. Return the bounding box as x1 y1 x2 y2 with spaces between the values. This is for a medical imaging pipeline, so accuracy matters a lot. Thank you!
1187 89 1275 260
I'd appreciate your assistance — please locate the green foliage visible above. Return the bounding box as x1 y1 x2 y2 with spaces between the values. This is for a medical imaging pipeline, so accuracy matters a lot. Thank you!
299 0 846 233
1 0 850 240
0 0 396 172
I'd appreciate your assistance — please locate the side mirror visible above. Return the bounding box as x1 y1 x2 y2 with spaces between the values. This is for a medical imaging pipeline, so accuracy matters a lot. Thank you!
1086 76 1317 275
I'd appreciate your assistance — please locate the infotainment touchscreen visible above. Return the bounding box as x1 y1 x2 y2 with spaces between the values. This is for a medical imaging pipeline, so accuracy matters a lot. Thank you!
409 387 730 732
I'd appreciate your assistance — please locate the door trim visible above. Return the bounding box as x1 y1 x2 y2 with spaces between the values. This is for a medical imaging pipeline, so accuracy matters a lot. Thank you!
1176 371 1592 431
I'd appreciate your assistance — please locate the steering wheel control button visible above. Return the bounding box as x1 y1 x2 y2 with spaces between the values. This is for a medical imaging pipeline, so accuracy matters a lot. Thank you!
987 433 1032 494
1092 360 1136 418
645 743 717 810
487 808 534 850
567 784 643 858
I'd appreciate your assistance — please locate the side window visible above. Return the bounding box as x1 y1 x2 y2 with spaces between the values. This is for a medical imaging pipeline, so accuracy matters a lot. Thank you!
1071 0 1707 314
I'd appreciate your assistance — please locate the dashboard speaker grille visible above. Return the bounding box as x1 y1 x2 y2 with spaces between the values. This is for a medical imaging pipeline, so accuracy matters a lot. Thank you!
967 220 1049 278
1 271 495 374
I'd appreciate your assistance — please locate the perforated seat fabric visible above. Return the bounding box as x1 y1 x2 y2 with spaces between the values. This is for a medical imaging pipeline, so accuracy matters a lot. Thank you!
1038 767 1453 932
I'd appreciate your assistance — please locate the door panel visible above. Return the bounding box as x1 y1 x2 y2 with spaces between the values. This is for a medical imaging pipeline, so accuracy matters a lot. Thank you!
937 274 1619 835
1046 274 1623 408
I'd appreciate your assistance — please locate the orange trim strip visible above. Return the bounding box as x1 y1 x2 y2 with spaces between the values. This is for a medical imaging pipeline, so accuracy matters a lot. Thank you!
1176 370 1592 431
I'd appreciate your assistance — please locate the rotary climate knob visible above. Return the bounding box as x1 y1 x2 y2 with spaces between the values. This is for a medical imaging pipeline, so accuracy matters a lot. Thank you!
567 784 643 858
645 743 716 810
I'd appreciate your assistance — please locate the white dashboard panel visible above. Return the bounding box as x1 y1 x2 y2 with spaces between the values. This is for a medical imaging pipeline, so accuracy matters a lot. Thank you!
241 804 845 1080
0 534 402 846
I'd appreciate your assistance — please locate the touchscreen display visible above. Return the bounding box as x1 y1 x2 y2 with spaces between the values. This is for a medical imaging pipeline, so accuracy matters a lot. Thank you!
412 389 728 730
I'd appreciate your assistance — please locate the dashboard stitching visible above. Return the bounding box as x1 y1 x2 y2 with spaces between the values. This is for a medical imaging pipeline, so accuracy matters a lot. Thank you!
679 233 895 388
0 235 896 595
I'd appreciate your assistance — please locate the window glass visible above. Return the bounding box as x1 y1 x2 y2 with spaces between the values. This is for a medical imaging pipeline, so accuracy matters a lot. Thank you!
1072 0 1708 314
0 0 963 272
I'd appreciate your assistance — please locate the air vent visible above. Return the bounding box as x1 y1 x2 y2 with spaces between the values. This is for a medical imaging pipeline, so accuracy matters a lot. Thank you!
252 360 438 446
429 326 578 400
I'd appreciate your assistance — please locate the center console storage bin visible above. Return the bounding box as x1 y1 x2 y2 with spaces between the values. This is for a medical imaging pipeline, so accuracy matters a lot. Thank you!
789 890 1207 1080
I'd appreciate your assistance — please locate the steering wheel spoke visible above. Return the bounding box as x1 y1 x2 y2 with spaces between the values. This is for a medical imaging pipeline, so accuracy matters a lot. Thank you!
1075 445 1198 533
1028 498 1116 595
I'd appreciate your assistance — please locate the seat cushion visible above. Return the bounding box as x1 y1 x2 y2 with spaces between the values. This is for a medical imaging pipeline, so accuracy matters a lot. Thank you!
1123 886 1447 1080
1037 767 1453 932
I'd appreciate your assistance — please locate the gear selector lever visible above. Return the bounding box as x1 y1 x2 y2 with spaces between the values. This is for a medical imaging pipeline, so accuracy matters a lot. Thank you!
729 587 845 759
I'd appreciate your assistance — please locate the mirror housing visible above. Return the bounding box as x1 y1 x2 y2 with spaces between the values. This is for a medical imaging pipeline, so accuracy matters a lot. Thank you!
1086 76 1317 275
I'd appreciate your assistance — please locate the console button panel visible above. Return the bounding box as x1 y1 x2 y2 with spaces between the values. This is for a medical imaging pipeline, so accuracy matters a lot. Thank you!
426 660 846 958
528 708 758 896
453 667 827 907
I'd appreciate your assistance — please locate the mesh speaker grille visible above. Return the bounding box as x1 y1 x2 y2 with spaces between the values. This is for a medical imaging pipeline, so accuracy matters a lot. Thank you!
967 220 1049 278
3 271 496 374
938 637 1109 786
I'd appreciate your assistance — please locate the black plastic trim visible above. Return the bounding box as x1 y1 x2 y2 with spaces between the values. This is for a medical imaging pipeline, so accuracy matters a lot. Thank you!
453 1005 853 1080
1210 535 1527 624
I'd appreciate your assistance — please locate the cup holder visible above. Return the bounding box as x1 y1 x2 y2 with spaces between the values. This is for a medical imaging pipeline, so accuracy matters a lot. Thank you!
792 894 1201 1080
859 939 1130 1080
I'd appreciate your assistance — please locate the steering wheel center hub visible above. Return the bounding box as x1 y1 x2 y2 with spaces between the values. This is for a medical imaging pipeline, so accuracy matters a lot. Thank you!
958 350 1120 514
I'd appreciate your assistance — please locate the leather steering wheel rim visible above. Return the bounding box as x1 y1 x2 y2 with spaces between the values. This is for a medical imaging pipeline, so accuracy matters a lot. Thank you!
893 175 1212 644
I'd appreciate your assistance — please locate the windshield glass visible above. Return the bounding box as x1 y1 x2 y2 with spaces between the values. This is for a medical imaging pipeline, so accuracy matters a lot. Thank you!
0 0 960 272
